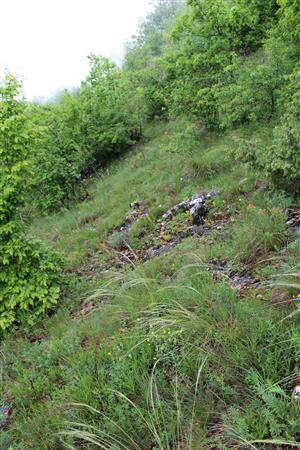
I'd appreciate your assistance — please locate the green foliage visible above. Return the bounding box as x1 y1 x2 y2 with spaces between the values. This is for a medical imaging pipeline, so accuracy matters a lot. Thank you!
17 0 300 213
265 68 300 194
165 0 279 126
27 56 146 212
234 69 300 195
0 75 62 330
223 368 300 445
217 40 293 128
277 0 300 44
79 55 142 162
2 0 300 446
28 91 86 211
123 0 183 119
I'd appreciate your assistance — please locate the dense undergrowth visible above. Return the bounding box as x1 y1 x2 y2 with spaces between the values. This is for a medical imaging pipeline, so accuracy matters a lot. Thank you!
1 120 300 449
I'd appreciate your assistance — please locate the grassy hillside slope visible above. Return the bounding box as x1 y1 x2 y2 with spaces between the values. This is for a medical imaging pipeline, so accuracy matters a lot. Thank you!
1 120 300 449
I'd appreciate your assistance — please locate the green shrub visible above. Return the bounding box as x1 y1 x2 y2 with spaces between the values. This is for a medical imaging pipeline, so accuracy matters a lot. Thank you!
28 92 87 212
264 68 300 194
234 69 300 195
165 0 279 127
0 74 62 331
27 57 145 213
217 40 292 128
79 55 142 164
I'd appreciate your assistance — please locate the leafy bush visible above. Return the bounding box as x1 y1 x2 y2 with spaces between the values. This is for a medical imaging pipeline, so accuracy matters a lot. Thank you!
79 55 142 165
27 56 146 212
123 0 182 120
234 69 300 195
277 0 300 44
264 68 300 194
0 75 62 330
28 92 87 211
165 0 279 127
217 40 293 128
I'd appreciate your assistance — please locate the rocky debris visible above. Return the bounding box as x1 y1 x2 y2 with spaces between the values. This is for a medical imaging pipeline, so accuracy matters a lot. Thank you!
285 207 300 227
292 385 300 401
190 201 208 226
231 274 256 291
162 191 218 225
80 191 225 279
0 404 12 429
207 258 258 294
286 206 300 240
144 229 195 260
130 200 140 208
74 296 109 318
120 203 149 234
145 239 181 260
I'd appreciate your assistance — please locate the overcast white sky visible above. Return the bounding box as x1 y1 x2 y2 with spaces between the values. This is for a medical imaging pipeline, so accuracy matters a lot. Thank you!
1 0 152 101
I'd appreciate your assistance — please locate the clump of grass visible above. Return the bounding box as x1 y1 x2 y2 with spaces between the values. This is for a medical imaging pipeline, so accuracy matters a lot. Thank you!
227 201 287 273
107 231 129 249
191 145 231 180
63 356 208 450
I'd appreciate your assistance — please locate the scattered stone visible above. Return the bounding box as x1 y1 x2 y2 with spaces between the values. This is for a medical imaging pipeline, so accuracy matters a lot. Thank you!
162 199 193 220
161 191 217 221
292 385 300 401
81 191 225 278
74 297 109 318
119 203 149 233
285 207 300 227
285 206 300 240
190 201 208 225
207 258 227 270
0 404 12 429
213 271 223 282
231 275 256 291
207 258 258 294
145 240 179 259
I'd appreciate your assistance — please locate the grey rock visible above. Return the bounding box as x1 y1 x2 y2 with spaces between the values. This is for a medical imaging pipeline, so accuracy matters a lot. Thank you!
286 219 296 227
285 206 300 241
190 202 207 225
0 404 12 429
292 385 300 401
162 200 191 220
285 206 300 227
162 190 218 221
